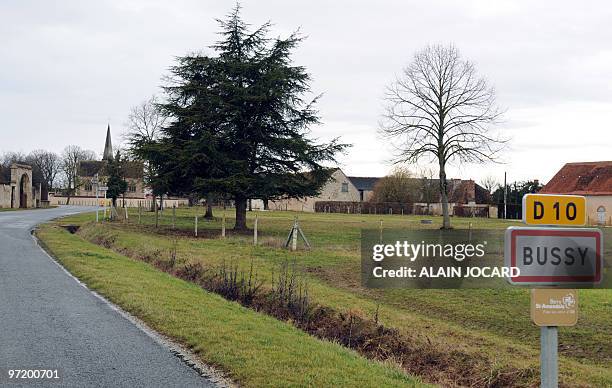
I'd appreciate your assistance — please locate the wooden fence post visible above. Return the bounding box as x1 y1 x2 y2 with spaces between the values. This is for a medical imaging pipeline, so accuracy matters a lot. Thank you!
221 211 226 238
253 214 258 246
291 217 298 251
172 205 176 229
195 215 198 237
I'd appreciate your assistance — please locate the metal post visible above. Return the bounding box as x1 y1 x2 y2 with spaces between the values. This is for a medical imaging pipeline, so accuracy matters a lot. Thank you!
540 326 558 388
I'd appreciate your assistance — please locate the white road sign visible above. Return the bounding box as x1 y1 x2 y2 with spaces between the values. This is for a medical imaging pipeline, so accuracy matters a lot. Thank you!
504 226 603 285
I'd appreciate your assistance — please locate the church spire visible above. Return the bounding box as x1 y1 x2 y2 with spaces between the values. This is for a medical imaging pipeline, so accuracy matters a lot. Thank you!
103 124 113 160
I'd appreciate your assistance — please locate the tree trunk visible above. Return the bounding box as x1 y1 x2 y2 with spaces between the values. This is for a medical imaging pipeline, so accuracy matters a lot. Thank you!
234 196 248 230
66 186 72 205
111 197 117 221
204 193 214 219
263 198 269 211
439 162 451 229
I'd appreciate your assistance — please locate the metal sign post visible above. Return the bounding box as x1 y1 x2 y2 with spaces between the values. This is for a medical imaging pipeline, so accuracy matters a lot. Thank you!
93 174 99 222
504 193 599 388
531 288 578 387
540 326 558 388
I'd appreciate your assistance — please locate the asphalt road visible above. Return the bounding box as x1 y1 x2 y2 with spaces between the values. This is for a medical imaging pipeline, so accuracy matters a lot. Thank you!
0 206 218 387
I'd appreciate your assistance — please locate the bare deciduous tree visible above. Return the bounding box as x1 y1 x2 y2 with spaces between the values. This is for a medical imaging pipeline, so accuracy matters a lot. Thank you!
28 150 61 193
124 95 168 217
370 166 419 204
61 145 96 204
124 95 166 144
381 44 506 228
417 166 438 215
480 175 499 196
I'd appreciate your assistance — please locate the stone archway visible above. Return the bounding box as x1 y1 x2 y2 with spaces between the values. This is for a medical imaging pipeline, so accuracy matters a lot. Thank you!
10 163 33 209
19 173 29 208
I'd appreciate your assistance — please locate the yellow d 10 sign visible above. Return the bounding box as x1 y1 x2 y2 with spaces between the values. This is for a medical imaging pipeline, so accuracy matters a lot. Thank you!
522 194 586 226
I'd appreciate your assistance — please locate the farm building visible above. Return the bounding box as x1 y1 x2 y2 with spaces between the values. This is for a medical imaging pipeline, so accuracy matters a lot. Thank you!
253 169 360 212
347 176 379 202
252 168 496 216
539 161 612 225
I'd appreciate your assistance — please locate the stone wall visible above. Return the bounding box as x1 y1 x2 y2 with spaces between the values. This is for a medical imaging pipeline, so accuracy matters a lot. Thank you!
0 184 12 208
315 201 413 215
49 195 189 208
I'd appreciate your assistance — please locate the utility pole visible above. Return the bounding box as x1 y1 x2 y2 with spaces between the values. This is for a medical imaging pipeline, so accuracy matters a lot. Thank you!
503 171 507 219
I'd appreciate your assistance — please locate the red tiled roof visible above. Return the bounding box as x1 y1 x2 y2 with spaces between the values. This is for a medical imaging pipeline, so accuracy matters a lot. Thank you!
540 161 612 196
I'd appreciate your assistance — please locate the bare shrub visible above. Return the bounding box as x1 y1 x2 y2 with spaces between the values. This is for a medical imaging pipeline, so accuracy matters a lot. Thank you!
269 259 312 323
175 262 205 282
203 259 262 304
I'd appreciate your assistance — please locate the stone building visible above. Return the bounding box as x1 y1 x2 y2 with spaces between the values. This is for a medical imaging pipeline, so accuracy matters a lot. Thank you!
348 176 379 202
412 178 495 217
540 161 612 225
75 125 146 199
252 169 360 212
252 169 495 216
0 163 36 208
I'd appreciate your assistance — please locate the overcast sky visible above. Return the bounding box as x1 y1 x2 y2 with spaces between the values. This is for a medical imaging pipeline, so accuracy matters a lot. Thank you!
1 0 611 185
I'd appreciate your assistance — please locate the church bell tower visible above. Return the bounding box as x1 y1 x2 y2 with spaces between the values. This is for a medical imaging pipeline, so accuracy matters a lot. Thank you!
103 124 113 161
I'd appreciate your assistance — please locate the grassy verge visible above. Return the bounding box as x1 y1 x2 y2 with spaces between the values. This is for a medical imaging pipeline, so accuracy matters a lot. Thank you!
50 208 612 387
36 222 425 387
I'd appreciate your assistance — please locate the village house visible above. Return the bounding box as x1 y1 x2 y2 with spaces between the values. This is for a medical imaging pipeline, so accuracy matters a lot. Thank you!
253 169 360 212
347 176 379 202
252 168 496 217
539 161 612 225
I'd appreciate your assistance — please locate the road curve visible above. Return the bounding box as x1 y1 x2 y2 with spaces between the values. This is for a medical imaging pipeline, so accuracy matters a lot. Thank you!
0 206 218 387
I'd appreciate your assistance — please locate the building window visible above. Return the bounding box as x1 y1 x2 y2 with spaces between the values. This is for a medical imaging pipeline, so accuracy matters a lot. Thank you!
128 182 137 192
341 182 349 192
84 181 92 191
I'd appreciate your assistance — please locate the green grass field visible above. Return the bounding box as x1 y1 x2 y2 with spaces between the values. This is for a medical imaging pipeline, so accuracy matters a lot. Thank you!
38 207 612 387
37 222 424 388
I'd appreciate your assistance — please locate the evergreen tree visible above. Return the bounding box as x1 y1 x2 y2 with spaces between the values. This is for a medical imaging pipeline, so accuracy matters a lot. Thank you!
147 5 347 230
106 151 128 208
